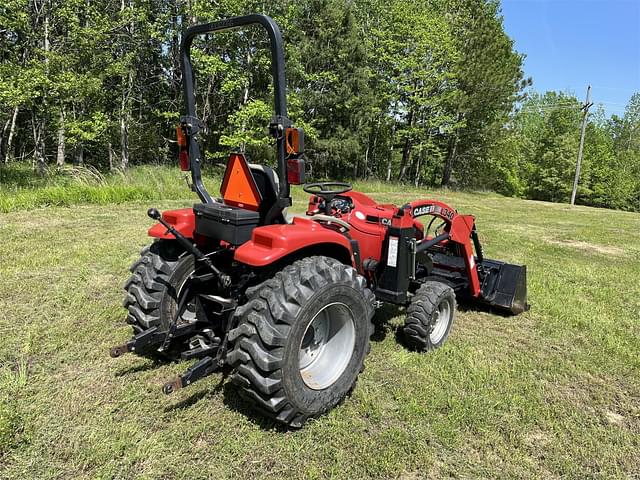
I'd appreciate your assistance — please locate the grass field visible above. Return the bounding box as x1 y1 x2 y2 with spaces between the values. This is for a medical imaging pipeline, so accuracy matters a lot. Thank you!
1 177 639 479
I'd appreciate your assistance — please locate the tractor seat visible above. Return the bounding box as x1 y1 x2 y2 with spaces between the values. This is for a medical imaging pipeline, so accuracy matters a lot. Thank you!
248 163 287 224
248 163 278 198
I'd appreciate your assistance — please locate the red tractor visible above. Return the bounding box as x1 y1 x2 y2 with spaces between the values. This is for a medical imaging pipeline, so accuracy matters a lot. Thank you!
110 14 528 427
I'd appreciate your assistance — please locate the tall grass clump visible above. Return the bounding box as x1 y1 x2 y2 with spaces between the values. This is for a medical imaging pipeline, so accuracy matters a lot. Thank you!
0 163 223 212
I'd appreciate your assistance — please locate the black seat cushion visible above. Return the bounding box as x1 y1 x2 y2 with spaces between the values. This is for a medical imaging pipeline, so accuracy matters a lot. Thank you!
249 164 285 224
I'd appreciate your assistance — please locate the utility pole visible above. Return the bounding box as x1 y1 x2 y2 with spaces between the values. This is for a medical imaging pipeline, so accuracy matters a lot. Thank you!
570 85 593 206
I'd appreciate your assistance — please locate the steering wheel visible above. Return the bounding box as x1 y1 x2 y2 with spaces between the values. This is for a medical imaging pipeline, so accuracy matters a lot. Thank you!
426 215 448 237
303 182 352 201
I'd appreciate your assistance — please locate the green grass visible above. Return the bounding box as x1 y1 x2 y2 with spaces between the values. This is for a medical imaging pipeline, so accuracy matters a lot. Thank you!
0 180 639 478
0 164 226 212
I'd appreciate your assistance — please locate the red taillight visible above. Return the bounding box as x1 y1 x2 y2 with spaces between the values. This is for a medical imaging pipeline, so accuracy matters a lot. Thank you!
287 158 305 185
176 124 190 171
179 149 190 171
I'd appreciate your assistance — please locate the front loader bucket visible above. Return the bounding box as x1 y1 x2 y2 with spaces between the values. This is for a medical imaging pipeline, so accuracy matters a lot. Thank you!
478 259 528 315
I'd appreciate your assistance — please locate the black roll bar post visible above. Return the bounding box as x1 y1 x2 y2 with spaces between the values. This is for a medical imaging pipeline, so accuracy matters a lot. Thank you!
180 14 291 205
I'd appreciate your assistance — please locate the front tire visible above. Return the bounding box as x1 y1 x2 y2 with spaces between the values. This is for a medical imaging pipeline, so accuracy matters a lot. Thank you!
402 281 456 351
227 256 375 427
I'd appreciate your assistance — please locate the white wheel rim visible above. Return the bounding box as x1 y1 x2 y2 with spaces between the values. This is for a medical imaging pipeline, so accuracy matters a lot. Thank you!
429 298 451 344
298 302 356 390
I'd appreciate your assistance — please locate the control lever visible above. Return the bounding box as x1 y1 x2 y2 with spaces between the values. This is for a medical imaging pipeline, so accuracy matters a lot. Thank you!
147 208 231 289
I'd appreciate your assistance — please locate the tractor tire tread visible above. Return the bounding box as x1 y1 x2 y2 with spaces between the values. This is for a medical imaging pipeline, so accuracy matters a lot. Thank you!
122 240 180 336
402 281 456 352
227 256 375 428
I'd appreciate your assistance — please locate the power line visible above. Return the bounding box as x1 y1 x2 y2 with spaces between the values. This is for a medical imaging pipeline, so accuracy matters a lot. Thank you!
591 85 638 93
598 101 629 106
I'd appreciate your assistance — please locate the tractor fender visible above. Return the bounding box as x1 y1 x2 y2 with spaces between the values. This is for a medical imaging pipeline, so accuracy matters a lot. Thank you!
148 208 195 239
234 217 354 267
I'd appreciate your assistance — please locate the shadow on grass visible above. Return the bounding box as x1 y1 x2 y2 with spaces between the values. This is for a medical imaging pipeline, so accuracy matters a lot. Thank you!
221 382 293 433
457 298 523 318
372 303 403 342
114 358 165 377
164 371 230 412
123 303 410 429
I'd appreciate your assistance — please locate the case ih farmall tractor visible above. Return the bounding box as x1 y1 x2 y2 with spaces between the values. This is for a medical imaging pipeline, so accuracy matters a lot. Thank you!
110 14 528 427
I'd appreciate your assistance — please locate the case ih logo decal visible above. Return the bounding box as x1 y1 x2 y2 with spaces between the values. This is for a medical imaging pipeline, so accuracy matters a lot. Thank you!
412 205 433 217
412 204 454 221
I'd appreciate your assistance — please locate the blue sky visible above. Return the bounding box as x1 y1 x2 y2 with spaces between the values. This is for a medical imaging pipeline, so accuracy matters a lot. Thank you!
500 0 640 117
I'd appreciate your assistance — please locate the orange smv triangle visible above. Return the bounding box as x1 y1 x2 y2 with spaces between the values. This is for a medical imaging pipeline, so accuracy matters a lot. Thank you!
220 152 262 211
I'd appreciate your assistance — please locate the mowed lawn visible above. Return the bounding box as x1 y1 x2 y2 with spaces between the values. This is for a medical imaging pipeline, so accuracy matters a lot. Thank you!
1 185 639 479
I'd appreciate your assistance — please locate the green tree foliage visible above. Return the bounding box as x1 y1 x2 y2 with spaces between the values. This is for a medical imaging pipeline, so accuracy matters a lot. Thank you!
1 0 638 211
441 0 530 188
494 91 640 210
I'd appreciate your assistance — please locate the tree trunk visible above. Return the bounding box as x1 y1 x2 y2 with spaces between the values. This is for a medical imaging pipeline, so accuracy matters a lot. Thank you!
237 49 253 153
108 142 114 170
397 110 414 182
368 116 381 180
414 151 422 187
1 117 9 161
120 70 132 170
201 76 215 126
32 113 46 176
119 0 133 169
362 143 368 180
56 109 65 167
74 143 84 166
239 83 250 153
34 2 49 177
353 149 359 179
386 124 396 182
6 107 18 163
397 137 412 182
441 135 458 187
120 109 129 169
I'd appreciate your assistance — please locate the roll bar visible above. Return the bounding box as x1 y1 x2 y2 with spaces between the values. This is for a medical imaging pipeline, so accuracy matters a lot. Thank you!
180 14 291 206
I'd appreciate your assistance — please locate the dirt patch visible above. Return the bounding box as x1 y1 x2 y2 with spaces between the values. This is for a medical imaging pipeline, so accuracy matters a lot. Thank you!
605 411 625 425
544 238 625 256
544 373 640 432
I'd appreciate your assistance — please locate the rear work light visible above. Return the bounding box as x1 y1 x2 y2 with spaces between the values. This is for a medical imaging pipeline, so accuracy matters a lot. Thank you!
176 124 190 171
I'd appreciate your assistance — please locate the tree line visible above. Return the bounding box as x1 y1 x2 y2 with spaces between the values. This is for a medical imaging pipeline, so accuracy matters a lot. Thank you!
493 92 640 210
1 0 638 211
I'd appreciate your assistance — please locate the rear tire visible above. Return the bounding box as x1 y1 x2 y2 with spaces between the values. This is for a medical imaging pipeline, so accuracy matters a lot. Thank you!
122 241 184 334
227 256 375 427
402 281 456 351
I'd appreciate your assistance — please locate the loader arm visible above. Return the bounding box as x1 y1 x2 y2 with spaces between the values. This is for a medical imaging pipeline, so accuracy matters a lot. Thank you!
406 200 481 297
